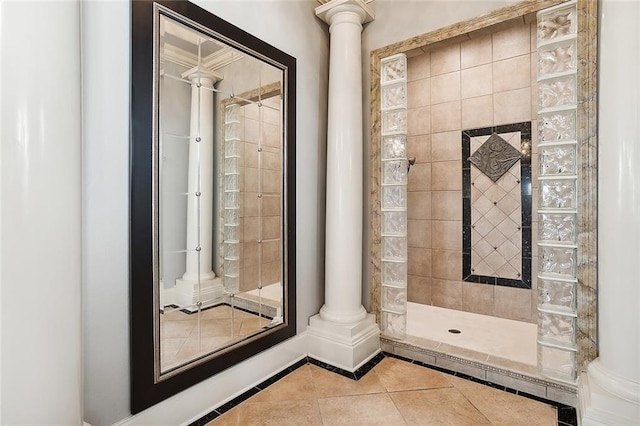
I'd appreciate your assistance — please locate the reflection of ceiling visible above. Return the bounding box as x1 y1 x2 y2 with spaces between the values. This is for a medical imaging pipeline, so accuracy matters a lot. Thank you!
161 15 243 72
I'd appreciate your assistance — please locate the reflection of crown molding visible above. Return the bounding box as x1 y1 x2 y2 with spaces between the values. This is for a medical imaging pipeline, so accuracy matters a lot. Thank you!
203 49 241 72
162 43 243 73
162 44 199 69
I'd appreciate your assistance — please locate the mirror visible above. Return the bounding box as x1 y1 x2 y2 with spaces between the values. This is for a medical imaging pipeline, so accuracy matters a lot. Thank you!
130 0 296 413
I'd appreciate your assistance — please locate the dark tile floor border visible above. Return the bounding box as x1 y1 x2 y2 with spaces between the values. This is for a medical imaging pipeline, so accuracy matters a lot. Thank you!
189 351 576 426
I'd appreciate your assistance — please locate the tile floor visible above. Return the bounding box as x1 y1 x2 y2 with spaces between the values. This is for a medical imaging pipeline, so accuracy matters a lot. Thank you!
203 356 560 425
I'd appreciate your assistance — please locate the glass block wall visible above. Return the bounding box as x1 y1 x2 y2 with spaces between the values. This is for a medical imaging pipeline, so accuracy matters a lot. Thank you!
536 0 579 383
223 104 242 294
380 54 408 339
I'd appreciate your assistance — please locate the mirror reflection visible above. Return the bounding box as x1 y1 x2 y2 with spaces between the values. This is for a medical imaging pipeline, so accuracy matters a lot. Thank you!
157 13 285 374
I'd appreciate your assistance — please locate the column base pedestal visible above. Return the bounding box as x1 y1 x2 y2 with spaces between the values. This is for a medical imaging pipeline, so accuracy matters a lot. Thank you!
172 277 224 312
578 359 640 425
307 313 380 372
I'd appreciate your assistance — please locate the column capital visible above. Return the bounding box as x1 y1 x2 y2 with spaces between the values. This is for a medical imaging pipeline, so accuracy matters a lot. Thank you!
181 66 223 86
315 0 375 26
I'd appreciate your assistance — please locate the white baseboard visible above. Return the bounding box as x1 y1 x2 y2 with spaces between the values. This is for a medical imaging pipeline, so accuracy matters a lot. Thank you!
113 332 308 426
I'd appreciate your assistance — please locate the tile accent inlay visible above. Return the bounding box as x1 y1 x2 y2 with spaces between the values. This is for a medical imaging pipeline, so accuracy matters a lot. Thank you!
469 133 521 182
463 122 532 289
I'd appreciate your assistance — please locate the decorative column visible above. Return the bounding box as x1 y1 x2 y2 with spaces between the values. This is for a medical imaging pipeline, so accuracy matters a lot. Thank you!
579 1 640 424
174 68 223 309
307 0 380 372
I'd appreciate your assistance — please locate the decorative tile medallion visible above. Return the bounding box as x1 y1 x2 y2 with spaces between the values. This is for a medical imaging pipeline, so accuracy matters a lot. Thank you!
462 122 532 289
468 133 522 182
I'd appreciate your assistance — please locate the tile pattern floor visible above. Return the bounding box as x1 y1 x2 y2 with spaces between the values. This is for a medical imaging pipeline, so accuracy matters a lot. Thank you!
203 355 562 425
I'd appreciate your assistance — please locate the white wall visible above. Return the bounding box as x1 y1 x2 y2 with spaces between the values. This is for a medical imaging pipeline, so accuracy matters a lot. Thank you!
360 0 523 309
1 1 83 423
82 1 328 424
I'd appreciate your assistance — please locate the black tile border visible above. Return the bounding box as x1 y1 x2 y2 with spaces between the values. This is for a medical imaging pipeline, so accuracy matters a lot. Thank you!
163 302 275 320
189 351 575 426
308 351 386 380
462 122 533 290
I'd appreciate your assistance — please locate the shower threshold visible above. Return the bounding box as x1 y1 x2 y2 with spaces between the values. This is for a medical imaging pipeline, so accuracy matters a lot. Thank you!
381 303 577 406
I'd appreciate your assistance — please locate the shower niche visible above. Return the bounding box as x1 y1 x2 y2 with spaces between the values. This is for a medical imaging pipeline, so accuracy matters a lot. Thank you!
130 0 296 413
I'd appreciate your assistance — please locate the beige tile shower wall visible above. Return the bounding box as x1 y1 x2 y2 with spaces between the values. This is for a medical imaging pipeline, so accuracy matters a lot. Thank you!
239 100 282 292
406 22 538 323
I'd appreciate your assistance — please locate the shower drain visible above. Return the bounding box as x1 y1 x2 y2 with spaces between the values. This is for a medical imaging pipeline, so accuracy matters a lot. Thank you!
448 329 462 334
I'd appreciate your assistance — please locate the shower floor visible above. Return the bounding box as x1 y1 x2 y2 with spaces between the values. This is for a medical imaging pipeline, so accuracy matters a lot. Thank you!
406 302 537 367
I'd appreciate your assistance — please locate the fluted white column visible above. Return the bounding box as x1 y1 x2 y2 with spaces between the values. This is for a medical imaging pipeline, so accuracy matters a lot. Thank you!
307 0 380 372
174 68 223 309
181 69 218 283
579 1 640 424
1 1 82 423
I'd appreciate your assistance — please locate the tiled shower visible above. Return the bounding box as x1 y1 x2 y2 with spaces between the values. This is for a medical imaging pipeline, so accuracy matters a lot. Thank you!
404 21 539 323
379 1 582 385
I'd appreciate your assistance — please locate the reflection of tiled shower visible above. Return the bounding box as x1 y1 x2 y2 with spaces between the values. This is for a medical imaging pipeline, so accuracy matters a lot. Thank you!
379 0 581 383
223 95 282 316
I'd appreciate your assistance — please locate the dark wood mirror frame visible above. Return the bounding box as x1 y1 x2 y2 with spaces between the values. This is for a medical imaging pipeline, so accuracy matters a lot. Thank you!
130 0 296 413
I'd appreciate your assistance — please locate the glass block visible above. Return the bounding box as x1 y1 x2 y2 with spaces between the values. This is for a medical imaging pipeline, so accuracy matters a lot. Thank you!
381 56 406 83
382 160 408 185
539 311 576 345
382 211 407 235
538 344 576 382
225 105 240 123
382 185 406 209
382 287 407 313
224 258 239 275
540 246 576 277
225 157 239 173
382 236 407 261
224 191 240 208
540 145 576 175
382 109 407 134
224 242 239 259
538 111 576 142
538 6 577 44
539 76 577 110
382 261 406 286
225 122 241 140
225 139 240 157
382 83 407 109
539 278 576 310
224 275 239 294
382 135 407 160
224 224 239 242
540 179 576 209
224 173 239 190
224 208 239 225
381 311 406 339
539 213 576 243
538 40 577 76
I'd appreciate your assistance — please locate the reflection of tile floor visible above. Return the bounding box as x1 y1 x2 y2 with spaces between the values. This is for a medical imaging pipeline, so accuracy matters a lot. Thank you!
204 356 565 425
161 305 272 371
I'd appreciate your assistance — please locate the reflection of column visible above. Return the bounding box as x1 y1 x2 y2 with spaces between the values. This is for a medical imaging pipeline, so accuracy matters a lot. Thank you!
174 67 223 309
579 1 640 424
307 0 380 372
182 68 218 282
